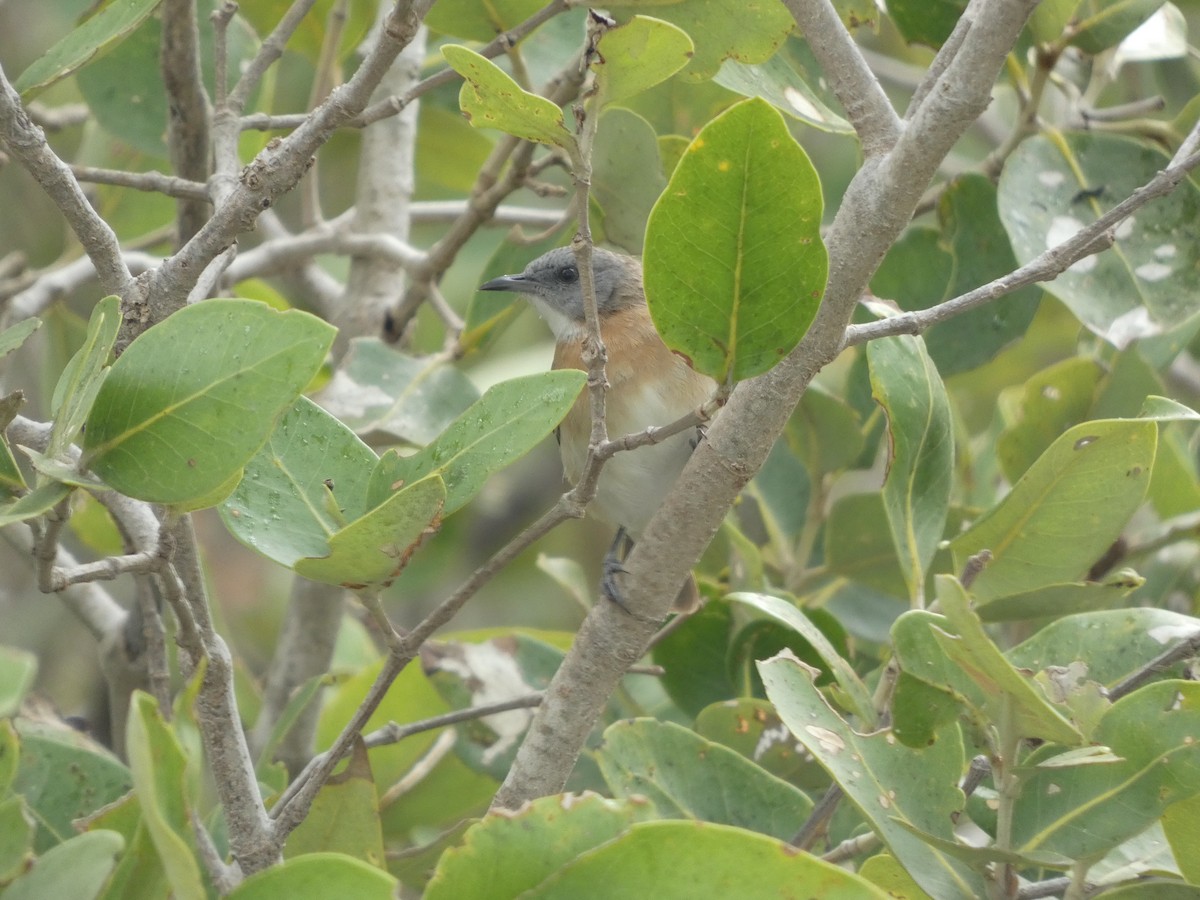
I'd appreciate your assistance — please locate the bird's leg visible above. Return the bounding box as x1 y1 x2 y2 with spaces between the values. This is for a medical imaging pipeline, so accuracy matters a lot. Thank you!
601 526 634 612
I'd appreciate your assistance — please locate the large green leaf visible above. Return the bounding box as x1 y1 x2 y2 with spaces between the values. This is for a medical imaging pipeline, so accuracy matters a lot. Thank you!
824 492 909 598
293 475 445 589
367 370 585 516
76 3 260 157
596 719 813 840
442 45 575 151
219 397 378 569
714 54 853 135
425 0 547 41
950 419 1156 601
872 177 1041 376
82 300 335 507
125 693 204 900
1013 681 1200 860
593 16 693 106
228 853 396 900
1 830 124 900
868 335 953 603
317 338 479 446
13 0 164 95
12 717 131 852
1069 0 1165 53
606 0 794 82
996 358 1104 482
644 97 827 384
0 794 34 885
726 592 874 724
759 653 985 900
283 739 383 865
932 576 1084 745
425 794 653 900
887 0 967 47
998 133 1200 342
592 108 667 253
524 821 891 899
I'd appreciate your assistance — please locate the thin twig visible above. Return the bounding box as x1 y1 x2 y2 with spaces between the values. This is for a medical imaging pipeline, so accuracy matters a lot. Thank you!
363 693 544 749
70 165 210 202
844 145 1200 347
1107 630 1200 702
229 0 321 114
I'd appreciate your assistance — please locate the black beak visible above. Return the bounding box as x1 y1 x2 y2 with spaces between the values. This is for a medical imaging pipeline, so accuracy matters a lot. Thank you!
479 274 529 293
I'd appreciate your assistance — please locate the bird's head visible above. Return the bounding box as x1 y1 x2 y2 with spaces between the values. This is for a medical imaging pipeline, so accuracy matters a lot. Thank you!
479 247 640 338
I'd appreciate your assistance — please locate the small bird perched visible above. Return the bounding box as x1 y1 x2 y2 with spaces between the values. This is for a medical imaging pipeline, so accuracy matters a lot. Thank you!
480 246 716 612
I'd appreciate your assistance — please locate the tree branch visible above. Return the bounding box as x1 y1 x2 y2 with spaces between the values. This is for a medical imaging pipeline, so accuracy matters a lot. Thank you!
781 0 901 156
160 0 212 243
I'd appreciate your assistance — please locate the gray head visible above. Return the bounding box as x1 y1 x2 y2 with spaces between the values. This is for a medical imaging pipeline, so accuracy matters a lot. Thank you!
479 247 641 336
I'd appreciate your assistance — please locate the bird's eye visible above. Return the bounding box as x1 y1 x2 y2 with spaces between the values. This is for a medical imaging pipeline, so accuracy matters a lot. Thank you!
558 265 578 284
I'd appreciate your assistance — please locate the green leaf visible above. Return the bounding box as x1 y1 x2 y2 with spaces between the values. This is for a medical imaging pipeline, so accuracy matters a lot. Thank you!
1008 607 1200 688
932 576 1085 745
367 370 586 516
873 177 1041 376
1028 0 1082 43
1 830 124 900
759 653 985 900
219 396 379 569
1163 793 1200 885
996 358 1104 482
13 0 165 95
425 793 652 900
294 475 445 589
592 108 667 253
82 300 335 507
714 55 853 134
0 794 35 884
442 45 575 150
317 338 480 446
868 335 953 603
1013 681 1200 859
228 853 396 899
886 0 967 47
726 592 874 725
85 794 169 900
125 693 204 900
593 16 694 106
824 492 909 598
597 719 813 840
607 0 794 82
77 8 260 157
13 715 131 852
239 0 374 64
998 133 1200 342
644 97 827 383
950 419 1156 601
284 739 383 865
1069 0 1165 53
0 481 73 527
49 296 121 460
0 647 36 717
0 318 40 359
424 0 547 41
975 576 1142 622
652 602 739 716
529 820 892 899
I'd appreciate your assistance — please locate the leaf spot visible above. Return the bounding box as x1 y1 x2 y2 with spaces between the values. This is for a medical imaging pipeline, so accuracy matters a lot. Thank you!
1073 435 1099 450
804 725 844 754
1134 261 1172 282
717 159 731 172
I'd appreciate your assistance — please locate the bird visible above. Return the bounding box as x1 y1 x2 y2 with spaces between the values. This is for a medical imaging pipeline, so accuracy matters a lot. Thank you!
479 246 716 613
